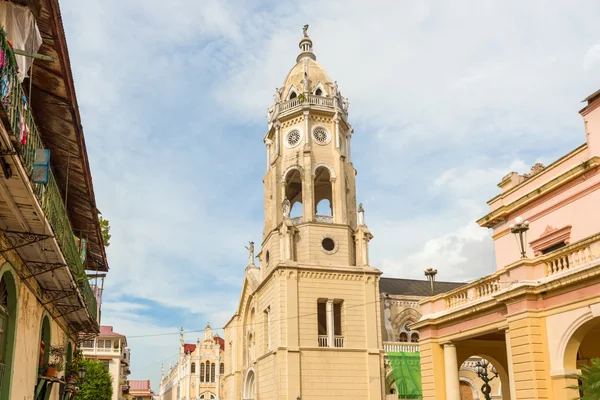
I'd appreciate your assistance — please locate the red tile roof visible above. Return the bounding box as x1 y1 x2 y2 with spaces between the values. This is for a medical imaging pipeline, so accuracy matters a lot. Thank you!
215 336 225 351
99 326 124 337
183 344 196 354
129 379 152 392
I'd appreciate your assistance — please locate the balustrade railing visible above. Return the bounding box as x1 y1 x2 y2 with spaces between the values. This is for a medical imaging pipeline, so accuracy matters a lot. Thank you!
315 214 333 224
0 28 97 323
545 240 595 276
318 335 328 347
334 336 344 348
446 275 501 309
280 94 335 112
383 342 420 353
291 216 303 225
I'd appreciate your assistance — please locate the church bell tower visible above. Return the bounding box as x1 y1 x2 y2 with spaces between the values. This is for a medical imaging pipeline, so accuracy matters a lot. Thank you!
260 25 373 271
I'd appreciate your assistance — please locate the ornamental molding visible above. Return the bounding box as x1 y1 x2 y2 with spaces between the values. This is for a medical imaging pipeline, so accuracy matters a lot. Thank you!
298 271 363 280
530 224 572 256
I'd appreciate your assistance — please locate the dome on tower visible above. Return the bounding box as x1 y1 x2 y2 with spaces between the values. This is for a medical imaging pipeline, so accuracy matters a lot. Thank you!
280 25 333 100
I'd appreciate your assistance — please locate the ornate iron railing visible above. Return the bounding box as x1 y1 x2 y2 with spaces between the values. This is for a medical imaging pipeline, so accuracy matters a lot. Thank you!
0 29 97 323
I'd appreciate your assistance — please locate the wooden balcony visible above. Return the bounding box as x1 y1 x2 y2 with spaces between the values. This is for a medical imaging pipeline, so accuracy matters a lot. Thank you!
0 28 97 331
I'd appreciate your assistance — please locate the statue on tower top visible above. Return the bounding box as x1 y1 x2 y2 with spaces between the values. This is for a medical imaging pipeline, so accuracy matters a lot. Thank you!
179 327 184 348
245 241 255 265
303 24 309 37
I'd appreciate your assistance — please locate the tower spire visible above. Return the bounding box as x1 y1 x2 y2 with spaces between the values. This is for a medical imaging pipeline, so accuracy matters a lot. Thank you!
297 24 316 62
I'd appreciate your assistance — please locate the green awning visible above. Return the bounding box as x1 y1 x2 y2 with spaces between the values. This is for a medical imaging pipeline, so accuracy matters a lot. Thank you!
387 352 422 399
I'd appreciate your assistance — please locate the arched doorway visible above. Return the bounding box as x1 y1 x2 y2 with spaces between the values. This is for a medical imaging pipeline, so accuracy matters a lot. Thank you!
562 316 600 397
458 355 508 400
459 381 474 400
244 369 256 400
0 268 17 399
39 315 51 375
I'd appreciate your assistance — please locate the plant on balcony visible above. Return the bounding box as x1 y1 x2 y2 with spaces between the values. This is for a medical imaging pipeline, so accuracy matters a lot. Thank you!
45 344 67 377
297 93 306 103
569 358 600 399
66 348 84 383
99 216 111 247
78 359 113 400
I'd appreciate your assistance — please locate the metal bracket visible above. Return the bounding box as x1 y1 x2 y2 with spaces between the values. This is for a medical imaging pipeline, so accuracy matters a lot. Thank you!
22 261 67 279
0 150 17 156
42 289 76 305
53 304 84 319
0 230 53 253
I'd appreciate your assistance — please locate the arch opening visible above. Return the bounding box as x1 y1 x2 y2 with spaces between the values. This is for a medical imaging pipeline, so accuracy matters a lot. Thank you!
285 169 303 219
314 167 332 218
289 92 297 100
244 369 256 400
315 88 322 96
458 355 508 400
0 270 17 398
563 316 600 397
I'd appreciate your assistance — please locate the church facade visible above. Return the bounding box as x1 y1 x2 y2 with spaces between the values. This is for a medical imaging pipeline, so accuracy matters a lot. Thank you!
222 27 384 400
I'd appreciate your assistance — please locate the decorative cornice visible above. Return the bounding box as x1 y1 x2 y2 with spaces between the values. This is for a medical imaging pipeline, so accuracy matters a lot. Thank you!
530 225 572 256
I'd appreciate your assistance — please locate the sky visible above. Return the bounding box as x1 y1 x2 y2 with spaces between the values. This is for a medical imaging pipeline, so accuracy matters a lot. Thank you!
59 0 600 391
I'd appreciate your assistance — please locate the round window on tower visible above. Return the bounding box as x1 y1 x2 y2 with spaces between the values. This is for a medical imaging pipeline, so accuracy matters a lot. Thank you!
321 235 338 254
285 129 302 148
312 126 331 145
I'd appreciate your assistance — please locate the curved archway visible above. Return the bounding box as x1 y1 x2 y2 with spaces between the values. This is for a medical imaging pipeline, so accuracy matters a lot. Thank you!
244 369 256 400
0 265 18 399
284 168 303 219
39 314 51 374
561 316 600 397
314 166 332 218
459 376 480 400
458 355 508 400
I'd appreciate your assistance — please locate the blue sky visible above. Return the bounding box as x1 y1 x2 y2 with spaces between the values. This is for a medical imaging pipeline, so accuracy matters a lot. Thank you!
60 0 600 391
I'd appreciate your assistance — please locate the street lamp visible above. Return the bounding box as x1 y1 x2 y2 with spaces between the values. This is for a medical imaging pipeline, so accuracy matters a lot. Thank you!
475 358 498 400
79 365 87 381
510 216 530 258
424 267 438 296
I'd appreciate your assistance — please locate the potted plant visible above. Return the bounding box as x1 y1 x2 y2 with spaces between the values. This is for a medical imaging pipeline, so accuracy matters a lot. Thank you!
66 348 84 383
45 344 66 378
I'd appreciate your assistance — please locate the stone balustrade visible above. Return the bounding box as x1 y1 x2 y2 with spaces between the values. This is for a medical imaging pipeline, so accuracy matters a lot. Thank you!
383 342 420 353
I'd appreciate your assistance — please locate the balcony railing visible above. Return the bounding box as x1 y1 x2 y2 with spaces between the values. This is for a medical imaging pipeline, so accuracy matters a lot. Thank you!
422 233 600 314
280 94 336 113
315 214 333 224
291 216 303 225
383 342 420 353
0 29 97 322
318 335 328 347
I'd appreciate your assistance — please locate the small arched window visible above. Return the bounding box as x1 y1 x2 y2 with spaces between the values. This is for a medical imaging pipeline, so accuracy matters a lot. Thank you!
211 362 216 382
289 92 297 99
191 362 196 373
220 363 224 374
200 362 205 382
315 88 322 96
411 333 419 343
399 332 408 342
205 360 210 382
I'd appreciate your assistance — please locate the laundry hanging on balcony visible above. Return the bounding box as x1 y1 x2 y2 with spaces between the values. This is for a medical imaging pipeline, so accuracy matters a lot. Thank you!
387 352 422 399
0 1 42 81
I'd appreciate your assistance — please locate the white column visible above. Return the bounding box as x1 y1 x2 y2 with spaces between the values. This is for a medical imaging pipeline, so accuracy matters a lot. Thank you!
304 111 310 145
347 129 353 163
216 354 221 400
275 124 281 156
334 118 340 148
326 299 334 347
265 139 272 171
443 343 460 400
505 330 517 400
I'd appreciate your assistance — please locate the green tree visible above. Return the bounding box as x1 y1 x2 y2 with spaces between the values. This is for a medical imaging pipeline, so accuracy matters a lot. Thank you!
99 216 111 247
77 359 113 400
571 358 600 399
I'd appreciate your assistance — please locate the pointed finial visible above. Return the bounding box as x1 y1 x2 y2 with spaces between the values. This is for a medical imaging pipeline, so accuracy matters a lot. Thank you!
180 327 184 347
297 24 316 62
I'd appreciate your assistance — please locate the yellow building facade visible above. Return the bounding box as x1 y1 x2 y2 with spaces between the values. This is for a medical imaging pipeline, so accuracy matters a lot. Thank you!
414 89 600 399
222 27 384 400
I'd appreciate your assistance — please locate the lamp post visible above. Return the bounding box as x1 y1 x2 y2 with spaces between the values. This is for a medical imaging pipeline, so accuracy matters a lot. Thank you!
510 216 530 258
475 359 498 400
424 267 438 296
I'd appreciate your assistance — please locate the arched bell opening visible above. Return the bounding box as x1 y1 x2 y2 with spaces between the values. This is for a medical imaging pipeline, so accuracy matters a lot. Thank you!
314 166 333 222
285 169 303 221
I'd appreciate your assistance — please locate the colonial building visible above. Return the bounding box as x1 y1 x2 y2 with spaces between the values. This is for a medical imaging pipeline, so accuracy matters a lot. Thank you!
159 324 225 400
379 278 502 400
222 26 383 400
81 326 131 400
414 89 600 399
0 1 108 399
